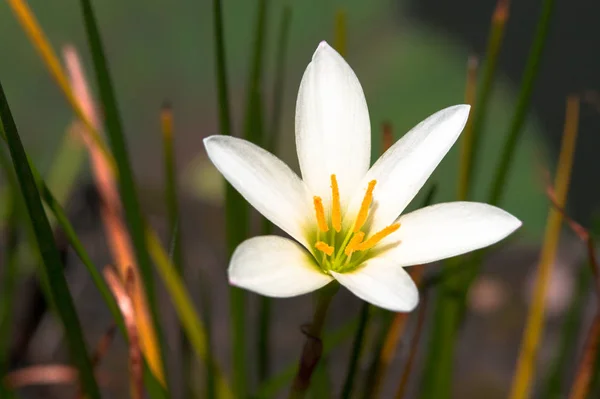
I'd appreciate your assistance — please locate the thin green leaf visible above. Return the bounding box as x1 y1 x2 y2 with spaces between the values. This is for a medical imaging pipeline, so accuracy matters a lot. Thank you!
160 104 197 397
266 4 292 151
77 0 169 389
341 302 371 398
541 263 591 399
458 0 509 200
309 359 332 398
0 78 101 399
0 194 18 398
45 123 87 208
488 0 555 206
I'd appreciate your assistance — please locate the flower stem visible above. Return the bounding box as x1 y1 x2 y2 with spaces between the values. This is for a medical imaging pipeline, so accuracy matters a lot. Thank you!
289 282 339 398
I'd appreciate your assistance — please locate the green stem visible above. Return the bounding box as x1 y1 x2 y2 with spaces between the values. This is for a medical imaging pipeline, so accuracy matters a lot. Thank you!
341 302 370 398
309 358 332 398
258 278 271 382
211 0 250 395
488 0 555 206
0 195 18 398
244 0 267 145
459 0 510 200
541 262 591 399
160 105 196 398
267 4 292 150
418 268 461 399
289 282 339 398
212 0 232 138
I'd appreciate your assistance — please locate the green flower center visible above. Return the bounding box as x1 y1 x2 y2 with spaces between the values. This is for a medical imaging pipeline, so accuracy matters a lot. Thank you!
312 174 400 273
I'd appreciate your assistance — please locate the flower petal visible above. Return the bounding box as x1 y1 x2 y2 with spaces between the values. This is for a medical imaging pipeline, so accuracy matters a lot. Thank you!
332 258 418 312
379 202 522 267
351 105 470 233
229 236 333 297
295 41 371 208
204 135 313 247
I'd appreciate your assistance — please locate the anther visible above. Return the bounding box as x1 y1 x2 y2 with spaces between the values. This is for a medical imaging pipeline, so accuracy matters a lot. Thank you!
315 241 334 256
330 175 342 232
344 232 365 256
356 223 400 251
313 196 329 232
353 180 377 232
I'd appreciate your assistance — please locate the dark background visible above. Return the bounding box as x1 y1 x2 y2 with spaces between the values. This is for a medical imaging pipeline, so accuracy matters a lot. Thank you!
0 0 597 397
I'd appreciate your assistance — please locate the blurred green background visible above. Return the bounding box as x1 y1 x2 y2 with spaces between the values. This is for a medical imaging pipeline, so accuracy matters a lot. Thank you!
0 0 549 241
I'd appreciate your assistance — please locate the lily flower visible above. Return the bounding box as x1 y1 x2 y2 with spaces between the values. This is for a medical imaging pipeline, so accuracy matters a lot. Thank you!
204 41 521 312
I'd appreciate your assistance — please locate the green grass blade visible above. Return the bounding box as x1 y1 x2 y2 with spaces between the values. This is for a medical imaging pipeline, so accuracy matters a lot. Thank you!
160 105 201 398
341 302 371 398
0 78 101 399
77 0 169 389
257 292 271 384
541 262 591 399
309 359 332 398
45 123 87 208
34 169 123 330
2 136 168 398
211 0 248 395
244 0 267 145
458 0 509 200
0 194 18 398
213 0 233 139
266 4 292 151
419 0 555 396
488 0 555 206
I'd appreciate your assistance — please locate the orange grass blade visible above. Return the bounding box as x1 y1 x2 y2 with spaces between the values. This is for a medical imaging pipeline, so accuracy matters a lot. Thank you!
63 46 164 385
104 267 144 399
7 0 114 170
509 96 580 399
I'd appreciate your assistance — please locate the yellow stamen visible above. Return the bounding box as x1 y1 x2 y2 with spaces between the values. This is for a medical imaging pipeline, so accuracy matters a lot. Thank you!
356 223 400 251
344 232 365 256
331 174 342 232
315 241 335 256
313 196 329 232
353 180 377 232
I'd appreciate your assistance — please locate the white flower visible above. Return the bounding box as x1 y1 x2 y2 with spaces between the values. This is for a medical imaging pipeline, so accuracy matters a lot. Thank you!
203 41 521 312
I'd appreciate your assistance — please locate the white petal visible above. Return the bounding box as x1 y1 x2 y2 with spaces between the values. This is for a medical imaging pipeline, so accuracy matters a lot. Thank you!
229 236 333 297
379 202 522 267
204 136 313 247
350 105 470 233
295 41 371 208
332 258 418 312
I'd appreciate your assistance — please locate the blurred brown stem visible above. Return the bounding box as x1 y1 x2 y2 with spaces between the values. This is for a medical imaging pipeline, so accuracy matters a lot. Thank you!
289 283 338 398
